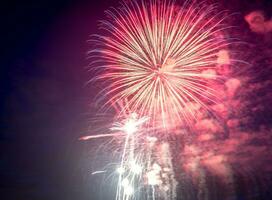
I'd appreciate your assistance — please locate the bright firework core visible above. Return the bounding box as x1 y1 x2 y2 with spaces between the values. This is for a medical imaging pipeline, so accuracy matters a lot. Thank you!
152 58 176 81
123 113 139 135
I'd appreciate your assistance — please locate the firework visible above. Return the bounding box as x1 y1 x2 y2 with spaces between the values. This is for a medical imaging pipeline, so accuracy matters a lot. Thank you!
85 0 235 199
90 0 231 129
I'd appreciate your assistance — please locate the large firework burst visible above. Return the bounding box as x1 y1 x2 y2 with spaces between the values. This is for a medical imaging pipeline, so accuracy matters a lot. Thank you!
90 0 231 129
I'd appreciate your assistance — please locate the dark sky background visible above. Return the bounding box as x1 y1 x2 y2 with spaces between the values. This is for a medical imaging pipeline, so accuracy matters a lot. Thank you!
1 0 272 200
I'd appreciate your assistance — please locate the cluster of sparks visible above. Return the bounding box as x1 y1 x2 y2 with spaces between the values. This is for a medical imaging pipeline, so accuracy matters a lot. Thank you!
86 113 177 200
114 113 150 199
84 0 234 199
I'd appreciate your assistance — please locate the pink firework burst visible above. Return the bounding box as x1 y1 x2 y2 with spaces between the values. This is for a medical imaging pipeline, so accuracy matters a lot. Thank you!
90 0 232 129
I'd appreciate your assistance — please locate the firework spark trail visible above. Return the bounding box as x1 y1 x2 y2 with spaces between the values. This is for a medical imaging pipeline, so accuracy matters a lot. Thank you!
90 0 232 129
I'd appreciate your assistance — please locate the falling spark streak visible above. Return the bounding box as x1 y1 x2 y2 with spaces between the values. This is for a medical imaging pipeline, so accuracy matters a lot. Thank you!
91 170 106 175
90 0 232 129
79 133 123 140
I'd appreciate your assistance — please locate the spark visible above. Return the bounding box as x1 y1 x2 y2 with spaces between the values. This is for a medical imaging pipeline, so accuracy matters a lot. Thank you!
91 170 106 175
79 133 122 140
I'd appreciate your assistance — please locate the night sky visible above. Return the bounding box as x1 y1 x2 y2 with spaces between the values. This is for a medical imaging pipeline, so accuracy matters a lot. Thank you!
1 0 272 200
